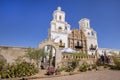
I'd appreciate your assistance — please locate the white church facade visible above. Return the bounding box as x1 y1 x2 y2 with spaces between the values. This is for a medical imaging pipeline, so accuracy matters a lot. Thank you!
48 7 98 55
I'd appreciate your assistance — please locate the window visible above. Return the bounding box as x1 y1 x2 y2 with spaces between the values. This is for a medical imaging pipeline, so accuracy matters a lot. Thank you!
88 32 90 35
77 41 79 46
60 40 62 44
59 40 62 46
59 15 62 20
91 31 94 36
65 26 67 30
91 44 93 48
58 27 62 31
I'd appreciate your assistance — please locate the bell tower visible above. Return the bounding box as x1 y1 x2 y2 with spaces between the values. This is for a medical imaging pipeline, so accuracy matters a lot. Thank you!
79 18 90 29
79 18 98 55
53 7 65 22
49 7 70 48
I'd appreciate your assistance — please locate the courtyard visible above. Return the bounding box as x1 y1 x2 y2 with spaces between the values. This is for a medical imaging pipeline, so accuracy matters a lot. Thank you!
31 70 120 80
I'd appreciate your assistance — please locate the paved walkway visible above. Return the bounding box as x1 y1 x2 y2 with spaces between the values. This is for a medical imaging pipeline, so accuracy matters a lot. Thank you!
32 70 120 80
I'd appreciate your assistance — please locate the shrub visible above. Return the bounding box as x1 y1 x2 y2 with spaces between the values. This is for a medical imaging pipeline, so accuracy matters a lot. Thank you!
96 59 104 66
79 62 89 72
65 60 79 72
0 55 7 73
112 57 120 70
59 66 67 71
65 66 74 72
1 71 10 79
55 66 61 75
103 64 109 69
0 62 4 72
1 62 39 79
71 60 79 69
92 64 97 70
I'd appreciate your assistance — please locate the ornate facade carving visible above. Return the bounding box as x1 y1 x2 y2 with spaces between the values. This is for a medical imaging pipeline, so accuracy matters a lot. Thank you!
68 29 87 53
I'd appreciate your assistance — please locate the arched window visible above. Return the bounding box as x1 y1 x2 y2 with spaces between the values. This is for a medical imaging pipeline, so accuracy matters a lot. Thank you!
91 31 94 36
58 27 62 31
91 44 93 48
88 32 90 35
59 15 62 20
65 26 67 30
77 41 79 46
59 40 62 46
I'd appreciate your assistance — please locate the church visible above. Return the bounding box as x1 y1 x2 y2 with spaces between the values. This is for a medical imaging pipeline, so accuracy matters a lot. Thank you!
48 7 98 55
0 7 120 65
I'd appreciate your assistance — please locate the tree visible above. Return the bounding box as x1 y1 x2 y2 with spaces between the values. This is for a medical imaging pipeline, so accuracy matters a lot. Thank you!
25 48 44 68
0 54 7 72
49 46 53 66
25 48 34 62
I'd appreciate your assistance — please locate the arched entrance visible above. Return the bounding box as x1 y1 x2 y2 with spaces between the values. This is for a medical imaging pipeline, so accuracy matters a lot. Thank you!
39 38 62 68
41 45 56 68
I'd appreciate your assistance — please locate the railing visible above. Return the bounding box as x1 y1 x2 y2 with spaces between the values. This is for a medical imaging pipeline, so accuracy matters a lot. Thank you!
90 46 97 50
59 43 65 48
61 54 97 65
62 54 97 60
75 45 83 49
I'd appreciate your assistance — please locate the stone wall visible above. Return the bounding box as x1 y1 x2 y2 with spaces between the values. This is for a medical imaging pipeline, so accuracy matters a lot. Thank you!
0 46 28 64
61 53 97 66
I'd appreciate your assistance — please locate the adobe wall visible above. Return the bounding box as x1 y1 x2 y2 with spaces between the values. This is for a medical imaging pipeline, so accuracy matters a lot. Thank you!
0 46 28 64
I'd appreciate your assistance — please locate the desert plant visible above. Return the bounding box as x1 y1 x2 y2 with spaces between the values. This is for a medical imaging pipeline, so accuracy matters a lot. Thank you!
79 62 89 72
92 64 98 70
1 71 10 79
55 66 61 75
112 57 120 70
65 66 74 72
0 62 39 79
71 60 79 69
59 66 68 71
14 56 25 64
0 54 7 73
25 48 45 68
96 58 104 66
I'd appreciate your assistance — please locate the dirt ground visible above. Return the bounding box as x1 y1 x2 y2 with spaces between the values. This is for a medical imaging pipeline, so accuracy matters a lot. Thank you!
31 70 120 80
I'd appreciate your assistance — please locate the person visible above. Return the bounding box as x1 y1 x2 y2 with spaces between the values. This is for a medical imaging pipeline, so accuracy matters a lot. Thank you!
100 54 104 63
41 61 45 69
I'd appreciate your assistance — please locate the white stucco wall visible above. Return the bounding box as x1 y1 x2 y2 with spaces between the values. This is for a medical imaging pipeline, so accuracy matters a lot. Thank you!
51 32 68 48
79 18 98 55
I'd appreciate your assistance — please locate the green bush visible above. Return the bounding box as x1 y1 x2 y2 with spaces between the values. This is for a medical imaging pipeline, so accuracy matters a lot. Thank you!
1 71 10 79
96 59 104 66
112 57 120 70
55 67 61 75
103 64 109 68
92 64 97 70
1 62 39 79
79 62 89 72
71 60 79 69
65 66 74 72
64 60 79 72
59 66 67 71
0 55 7 73
0 62 3 72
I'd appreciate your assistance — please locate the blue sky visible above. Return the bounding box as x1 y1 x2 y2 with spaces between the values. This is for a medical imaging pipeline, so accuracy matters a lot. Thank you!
0 0 120 49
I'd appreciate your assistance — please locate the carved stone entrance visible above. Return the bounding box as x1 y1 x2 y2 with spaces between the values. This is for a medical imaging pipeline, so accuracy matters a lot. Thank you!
38 38 62 68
